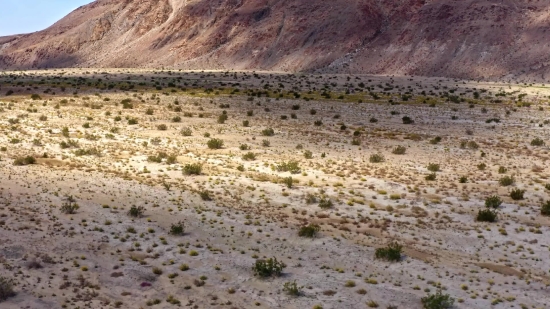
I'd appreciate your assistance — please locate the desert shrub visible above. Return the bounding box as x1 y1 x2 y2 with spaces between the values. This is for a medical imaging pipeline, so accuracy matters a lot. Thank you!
199 190 212 201
421 290 454 309
298 224 320 238
318 198 333 209
459 176 468 183
485 195 502 208
170 221 185 235
402 116 414 124
283 281 303 296
31 94 41 100
74 148 101 157
375 242 402 262
351 138 361 145
282 176 294 188
0 276 15 301
305 194 317 204
253 258 286 278
541 201 550 216
276 161 301 174
291 104 300 110
183 163 202 175
531 137 544 146
242 152 256 161
477 163 486 170
60 195 79 214
498 166 507 174
128 118 138 125
392 145 406 155
477 209 497 222
145 108 154 115
166 155 177 165
304 150 313 159
261 128 275 136
39 115 47 121
262 140 270 147
427 163 440 172
157 124 167 131
499 175 515 186
369 154 385 163
425 173 436 181
429 136 442 144
242 120 250 127
172 116 181 123
217 114 228 124
179 127 192 136
510 189 525 200
239 144 251 150
207 138 224 149
13 156 36 166
128 205 145 218
313 120 323 126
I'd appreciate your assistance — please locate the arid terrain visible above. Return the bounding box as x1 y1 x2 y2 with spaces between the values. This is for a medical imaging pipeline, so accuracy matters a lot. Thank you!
0 69 550 309
1 0 550 81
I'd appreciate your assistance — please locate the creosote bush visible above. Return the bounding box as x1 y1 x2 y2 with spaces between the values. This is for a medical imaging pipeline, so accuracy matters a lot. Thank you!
484 195 502 208
276 161 301 174
477 209 497 222
253 257 286 278
531 137 544 146
499 175 515 186
510 189 525 200
369 154 384 163
374 242 402 262
183 163 202 175
128 205 145 218
207 138 224 149
421 290 454 309
170 221 185 235
283 281 303 296
0 276 15 301
541 201 550 216
13 156 36 166
318 198 333 209
261 128 275 136
392 145 406 155
298 224 320 238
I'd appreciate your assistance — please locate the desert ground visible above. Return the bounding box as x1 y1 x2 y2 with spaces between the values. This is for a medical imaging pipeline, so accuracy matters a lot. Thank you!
1 68 550 309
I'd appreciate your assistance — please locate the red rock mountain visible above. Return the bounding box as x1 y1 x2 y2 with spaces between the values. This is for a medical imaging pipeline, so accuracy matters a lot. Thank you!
1 0 549 81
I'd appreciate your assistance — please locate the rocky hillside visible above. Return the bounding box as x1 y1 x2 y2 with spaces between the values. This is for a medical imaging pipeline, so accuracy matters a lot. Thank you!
1 0 549 81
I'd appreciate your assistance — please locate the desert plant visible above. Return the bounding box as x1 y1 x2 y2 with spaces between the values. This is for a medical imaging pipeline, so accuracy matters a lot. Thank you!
60 195 79 214
242 152 256 161
459 176 468 183
477 209 498 222
261 128 275 136
429 136 442 144
207 138 224 149
283 281 303 296
276 161 301 174
318 198 333 209
425 173 436 181
369 154 385 163
427 163 440 172
485 195 502 208
541 201 550 216
170 221 185 235
304 150 313 159
392 145 406 155
375 242 402 262
253 258 286 278
510 189 525 200
180 127 192 136
298 224 320 238
531 137 544 146
217 114 228 124
183 163 202 175
421 290 454 309
499 175 515 186
157 124 168 131
402 116 414 124
199 190 212 201
282 176 294 188
0 276 15 301
128 205 145 218
13 156 36 166
239 144 251 150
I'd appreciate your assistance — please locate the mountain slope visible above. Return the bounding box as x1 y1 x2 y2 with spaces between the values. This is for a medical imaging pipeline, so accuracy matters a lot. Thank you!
1 0 549 81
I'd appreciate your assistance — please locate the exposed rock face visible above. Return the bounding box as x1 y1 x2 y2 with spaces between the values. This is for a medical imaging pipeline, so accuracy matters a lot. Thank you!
1 0 549 81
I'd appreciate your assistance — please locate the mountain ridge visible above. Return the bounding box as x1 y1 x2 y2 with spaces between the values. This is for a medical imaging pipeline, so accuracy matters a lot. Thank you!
1 0 549 81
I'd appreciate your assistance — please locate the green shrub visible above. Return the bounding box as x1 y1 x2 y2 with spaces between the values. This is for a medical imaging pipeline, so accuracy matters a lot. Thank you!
392 145 406 155
261 128 275 136
477 163 486 170
217 114 228 124
421 290 454 309
172 116 181 123
369 154 384 163
180 127 192 136
477 209 497 222
253 258 286 278
375 242 402 262
242 120 250 127
13 156 36 166
318 198 333 209
298 224 320 238
351 138 361 145
499 175 515 186
510 189 525 200
170 221 185 235
485 195 502 208
0 276 15 301
498 166 507 174
128 205 145 218
531 138 544 146
207 138 224 149
282 176 294 188
541 201 550 216
128 118 138 125
303 150 313 159
425 173 436 181
157 124 167 131
183 164 202 175
276 161 301 174
283 280 303 296
242 152 256 161
427 163 440 172
459 176 468 183
429 136 441 144
239 144 251 150
199 190 212 201
402 116 414 124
